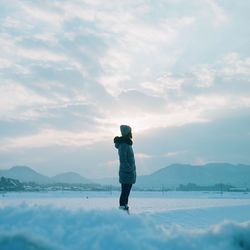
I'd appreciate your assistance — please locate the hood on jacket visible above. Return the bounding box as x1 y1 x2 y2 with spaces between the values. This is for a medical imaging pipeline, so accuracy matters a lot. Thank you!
120 125 131 136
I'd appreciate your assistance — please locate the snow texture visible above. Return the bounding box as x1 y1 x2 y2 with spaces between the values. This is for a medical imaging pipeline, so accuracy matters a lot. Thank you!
0 204 250 250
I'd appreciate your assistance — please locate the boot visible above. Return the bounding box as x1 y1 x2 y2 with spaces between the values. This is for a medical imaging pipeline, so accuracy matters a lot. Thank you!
119 204 130 214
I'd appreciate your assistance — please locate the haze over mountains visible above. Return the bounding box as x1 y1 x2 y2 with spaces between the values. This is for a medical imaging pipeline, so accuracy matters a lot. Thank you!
0 163 250 188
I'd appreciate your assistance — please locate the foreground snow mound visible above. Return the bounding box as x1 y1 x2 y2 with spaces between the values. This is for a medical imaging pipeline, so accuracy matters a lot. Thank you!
0 205 249 250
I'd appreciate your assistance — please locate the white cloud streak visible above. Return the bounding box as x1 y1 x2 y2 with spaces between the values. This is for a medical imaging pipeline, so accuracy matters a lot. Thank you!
220 53 250 80
0 82 54 118
0 128 109 151
205 0 228 25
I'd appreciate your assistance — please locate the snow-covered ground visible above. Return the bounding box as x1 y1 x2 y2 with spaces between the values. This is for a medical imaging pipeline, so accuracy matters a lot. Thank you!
0 191 250 250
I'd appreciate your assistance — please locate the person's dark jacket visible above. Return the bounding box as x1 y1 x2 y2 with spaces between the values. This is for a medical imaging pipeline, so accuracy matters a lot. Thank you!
114 136 136 184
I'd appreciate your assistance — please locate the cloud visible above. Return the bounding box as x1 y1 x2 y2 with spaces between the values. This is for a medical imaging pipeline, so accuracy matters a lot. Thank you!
192 65 215 88
20 3 64 29
0 0 249 174
0 81 54 120
220 53 250 80
205 0 228 25
117 90 166 112
0 128 110 151
96 107 207 135
135 153 153 159
163 151 186 158
18 48 67 62
141 72 185 95
98 15 195 96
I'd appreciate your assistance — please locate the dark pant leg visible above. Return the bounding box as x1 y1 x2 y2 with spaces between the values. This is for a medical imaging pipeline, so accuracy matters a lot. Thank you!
124 184 132 205
119 184 132 206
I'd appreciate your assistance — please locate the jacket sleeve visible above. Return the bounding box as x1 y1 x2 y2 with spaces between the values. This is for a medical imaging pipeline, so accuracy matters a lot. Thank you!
118 144 133 172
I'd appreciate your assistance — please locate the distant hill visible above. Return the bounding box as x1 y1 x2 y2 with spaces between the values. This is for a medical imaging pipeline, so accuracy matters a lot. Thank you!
136 163 250 189
0 166 93 184
51 172 92 184
0 166 50 184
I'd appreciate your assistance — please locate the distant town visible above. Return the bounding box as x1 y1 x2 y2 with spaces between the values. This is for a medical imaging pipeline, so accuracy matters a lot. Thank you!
0 176 117 192
1 176 249 193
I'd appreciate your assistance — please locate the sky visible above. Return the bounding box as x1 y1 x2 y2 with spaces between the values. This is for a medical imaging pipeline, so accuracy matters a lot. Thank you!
0 0 249 178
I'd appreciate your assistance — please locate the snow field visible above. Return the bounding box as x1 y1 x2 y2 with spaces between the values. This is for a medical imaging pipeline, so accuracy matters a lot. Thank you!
0 192 250 250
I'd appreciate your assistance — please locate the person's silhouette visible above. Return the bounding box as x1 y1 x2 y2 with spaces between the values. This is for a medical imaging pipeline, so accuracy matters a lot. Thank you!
114 125 136 213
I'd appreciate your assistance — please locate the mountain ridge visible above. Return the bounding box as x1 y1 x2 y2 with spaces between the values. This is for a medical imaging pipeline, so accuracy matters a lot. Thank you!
0 166 93 184
136 163 250 188
0 163 250 188
52 172 92 184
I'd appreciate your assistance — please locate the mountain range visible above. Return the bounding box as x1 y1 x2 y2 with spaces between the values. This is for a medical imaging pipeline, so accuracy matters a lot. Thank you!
0 163 250 188
135 163 250 189
0 166 92 184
